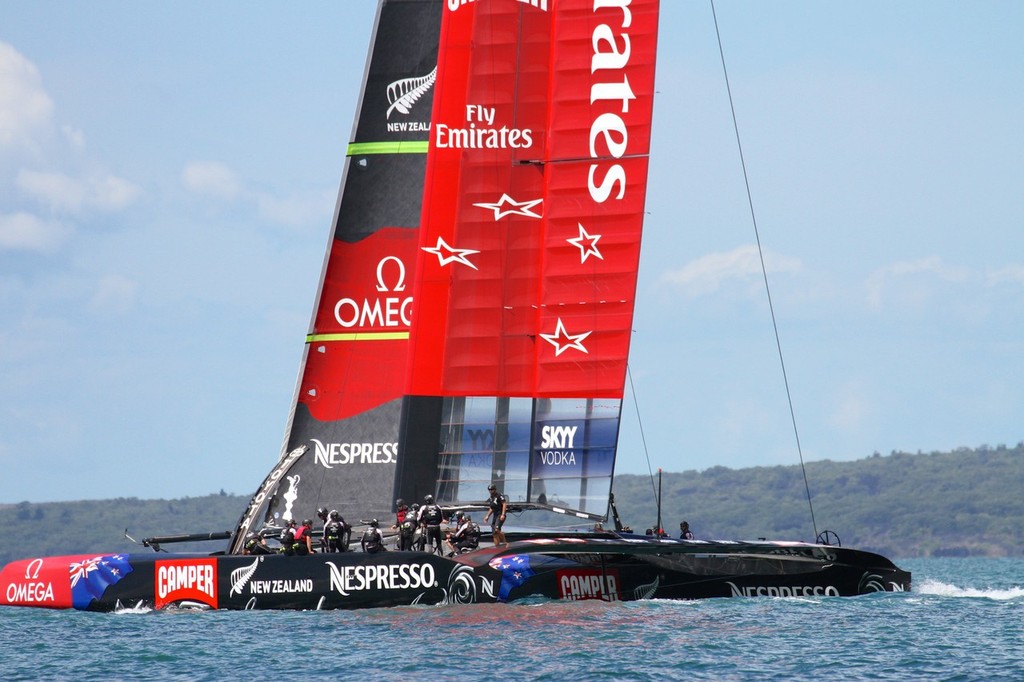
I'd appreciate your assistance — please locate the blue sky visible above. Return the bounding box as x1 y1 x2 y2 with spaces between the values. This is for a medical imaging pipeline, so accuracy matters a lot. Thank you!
2 1 1022 503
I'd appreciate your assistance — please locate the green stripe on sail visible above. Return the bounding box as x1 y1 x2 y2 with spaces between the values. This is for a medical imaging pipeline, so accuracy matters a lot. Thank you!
307 332 410 343
346 141 429 156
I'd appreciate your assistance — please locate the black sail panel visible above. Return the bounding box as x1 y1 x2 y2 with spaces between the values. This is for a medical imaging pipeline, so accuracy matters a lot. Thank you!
230 0 442 553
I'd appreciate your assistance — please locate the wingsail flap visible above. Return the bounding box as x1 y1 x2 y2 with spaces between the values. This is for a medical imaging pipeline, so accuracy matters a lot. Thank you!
397 0 660 519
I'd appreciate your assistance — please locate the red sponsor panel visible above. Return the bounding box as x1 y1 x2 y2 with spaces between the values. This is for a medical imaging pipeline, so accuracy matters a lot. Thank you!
556 568 622 602
0 556 78 609
546 0 659 160
301 228 418 420
155 558 218 609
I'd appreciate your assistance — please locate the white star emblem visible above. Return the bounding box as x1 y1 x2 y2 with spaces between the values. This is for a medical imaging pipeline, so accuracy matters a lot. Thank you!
473 193 543 221
567 223 603 263
539 318 591 356
422 236 479 270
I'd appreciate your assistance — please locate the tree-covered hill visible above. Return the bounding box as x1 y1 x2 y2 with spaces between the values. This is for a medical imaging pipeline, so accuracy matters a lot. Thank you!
612 443 1023 558
1 444 1020 566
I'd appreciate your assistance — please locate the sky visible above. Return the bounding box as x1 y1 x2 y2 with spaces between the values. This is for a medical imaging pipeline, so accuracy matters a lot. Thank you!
1 1 1022 504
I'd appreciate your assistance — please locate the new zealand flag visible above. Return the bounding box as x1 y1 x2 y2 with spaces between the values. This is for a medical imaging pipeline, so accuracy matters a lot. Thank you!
69 554 134 610
488 555 535 602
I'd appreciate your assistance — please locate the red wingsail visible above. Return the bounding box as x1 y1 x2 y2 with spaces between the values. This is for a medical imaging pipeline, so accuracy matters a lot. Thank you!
408 0 659 399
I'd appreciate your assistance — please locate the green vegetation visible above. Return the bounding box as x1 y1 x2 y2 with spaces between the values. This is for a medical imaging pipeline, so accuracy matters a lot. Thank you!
0 491 244 566
613 443 1024 558
1 445 1021 566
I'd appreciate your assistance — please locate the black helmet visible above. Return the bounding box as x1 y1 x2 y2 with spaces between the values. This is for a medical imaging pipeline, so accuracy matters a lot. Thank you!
455 510 465 519
396 498 405 507
411 503 420 511
424 494 434 503
464 514 472 522
370 519 379 527
316 506 328 519
329 510 340 521
287 518 297 527
487 483 497 491
303 518 312 527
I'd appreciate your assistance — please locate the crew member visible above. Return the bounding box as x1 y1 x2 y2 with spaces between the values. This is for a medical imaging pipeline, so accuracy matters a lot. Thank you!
484 483 508 546
396 505 418 551
679 520 694 540
409 503 425 551
361 519 385 554
279 519 298 555
445 511 465 556
419 494 445 555
294 518 315 555
446 512 480 555
243 531 272 555
323 511 346 552
394 499 408 525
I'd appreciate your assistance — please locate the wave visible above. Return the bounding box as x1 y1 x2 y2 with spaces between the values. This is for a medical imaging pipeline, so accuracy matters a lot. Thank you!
916 578 1024 600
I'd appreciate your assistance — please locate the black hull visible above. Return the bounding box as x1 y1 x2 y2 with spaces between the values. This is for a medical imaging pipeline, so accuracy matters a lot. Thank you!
1 536 910 611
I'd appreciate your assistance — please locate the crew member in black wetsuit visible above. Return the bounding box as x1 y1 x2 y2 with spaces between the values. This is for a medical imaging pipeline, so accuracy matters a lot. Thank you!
243 531 272 555
361 519 385 554
484 483 508 546
447 512 480 555
419 494 445 555
323 511 346 552
279 519 298 555
679 521 694 540
409 503 425 551
445 511 465 556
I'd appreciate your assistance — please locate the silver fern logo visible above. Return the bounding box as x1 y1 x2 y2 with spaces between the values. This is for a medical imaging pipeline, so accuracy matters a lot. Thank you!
229 558 261 597
386 66 437 120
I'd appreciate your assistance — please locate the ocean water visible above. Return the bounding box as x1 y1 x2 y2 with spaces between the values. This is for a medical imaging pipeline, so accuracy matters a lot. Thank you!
1 557 1020 681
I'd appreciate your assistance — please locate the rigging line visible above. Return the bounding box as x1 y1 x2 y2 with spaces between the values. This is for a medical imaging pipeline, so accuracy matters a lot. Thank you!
627 363 659 503
709 0 818 539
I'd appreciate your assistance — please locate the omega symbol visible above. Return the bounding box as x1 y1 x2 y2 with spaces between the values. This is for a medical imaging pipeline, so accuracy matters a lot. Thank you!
334 256 413 329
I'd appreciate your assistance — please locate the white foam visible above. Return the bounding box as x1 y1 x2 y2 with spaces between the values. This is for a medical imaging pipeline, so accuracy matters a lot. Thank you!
916 578 1024 600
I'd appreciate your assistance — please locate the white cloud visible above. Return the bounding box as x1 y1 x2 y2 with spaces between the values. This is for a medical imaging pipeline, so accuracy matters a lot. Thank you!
15 170 84 210
659 244 801 298
0 42 53 148
15 169 140 213
865 256 970 310
0 211 72 252
182 161 241 199
986 265 1024 287
88 174 140 210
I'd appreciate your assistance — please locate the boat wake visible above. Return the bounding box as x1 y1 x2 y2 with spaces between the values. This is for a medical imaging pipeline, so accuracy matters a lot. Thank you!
112 601 153 615
916 578 1024 600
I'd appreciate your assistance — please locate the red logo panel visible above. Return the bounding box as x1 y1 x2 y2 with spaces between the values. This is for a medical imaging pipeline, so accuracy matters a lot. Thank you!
556 568 621 602
155 558 218 609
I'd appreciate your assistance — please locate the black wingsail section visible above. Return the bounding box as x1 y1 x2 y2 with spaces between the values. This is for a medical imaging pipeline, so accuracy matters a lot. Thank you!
230 0 442 553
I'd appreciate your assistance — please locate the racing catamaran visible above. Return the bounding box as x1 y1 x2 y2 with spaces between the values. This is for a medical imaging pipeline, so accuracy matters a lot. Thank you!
0 0 910 612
